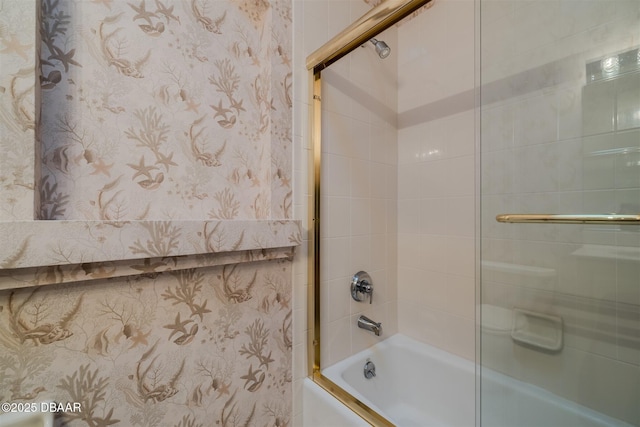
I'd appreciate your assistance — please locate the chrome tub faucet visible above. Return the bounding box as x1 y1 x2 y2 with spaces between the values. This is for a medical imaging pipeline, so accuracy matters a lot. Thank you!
357 315 382 336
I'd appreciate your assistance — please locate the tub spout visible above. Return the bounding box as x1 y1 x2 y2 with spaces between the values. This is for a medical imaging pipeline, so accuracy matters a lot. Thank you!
357 315 382 336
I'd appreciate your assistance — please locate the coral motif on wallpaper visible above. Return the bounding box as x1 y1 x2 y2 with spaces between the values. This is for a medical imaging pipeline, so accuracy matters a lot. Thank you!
0 258 292 426
36 0 292 221
0 1 37 220
0 219 301 272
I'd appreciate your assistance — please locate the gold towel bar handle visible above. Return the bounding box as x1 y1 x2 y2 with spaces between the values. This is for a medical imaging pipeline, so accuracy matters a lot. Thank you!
496 214 640 225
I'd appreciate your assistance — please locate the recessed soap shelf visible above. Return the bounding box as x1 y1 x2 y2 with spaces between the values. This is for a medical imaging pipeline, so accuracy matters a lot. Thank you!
511 308 563 352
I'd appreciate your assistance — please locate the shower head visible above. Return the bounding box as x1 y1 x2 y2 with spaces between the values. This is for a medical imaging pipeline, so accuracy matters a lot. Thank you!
369 38 391 59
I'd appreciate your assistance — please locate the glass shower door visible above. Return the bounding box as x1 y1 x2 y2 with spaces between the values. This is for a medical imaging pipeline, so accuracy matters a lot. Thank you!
480 0 640 426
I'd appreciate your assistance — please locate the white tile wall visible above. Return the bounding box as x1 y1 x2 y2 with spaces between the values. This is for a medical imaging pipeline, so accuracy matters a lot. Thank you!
318 22 400 367
397 127 476 361
480 0 640 424
395 0 476 363
295 6 477 420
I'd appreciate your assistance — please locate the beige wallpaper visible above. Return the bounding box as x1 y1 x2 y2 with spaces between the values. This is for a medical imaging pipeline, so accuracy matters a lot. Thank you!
36 0 292 221
1 0 296 425
0 220 301 271
0 256 293 426
0 0 37 220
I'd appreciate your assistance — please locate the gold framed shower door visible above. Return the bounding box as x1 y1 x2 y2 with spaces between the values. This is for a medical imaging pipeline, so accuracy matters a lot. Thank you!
306 0 433 425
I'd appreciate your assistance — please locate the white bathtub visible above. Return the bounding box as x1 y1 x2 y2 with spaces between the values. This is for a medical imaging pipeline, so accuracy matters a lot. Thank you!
307 334 633 427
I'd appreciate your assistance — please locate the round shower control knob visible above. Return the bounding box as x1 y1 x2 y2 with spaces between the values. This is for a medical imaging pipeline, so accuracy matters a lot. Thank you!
351 271 373 303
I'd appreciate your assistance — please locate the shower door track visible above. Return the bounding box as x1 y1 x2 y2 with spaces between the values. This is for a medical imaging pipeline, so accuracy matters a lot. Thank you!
306 0 433 425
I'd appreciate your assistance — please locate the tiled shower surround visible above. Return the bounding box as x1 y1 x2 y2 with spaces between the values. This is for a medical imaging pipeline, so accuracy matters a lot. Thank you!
291 3 477 423
294 0 476 373
293 0 639 425
0 0 298 425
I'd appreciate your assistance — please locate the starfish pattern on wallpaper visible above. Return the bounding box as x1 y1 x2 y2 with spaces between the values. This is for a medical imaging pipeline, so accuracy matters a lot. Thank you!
28 0 294 222
129 0 158 26
127 156 158 180
48 46 82 72
156 151 178 171
90 158 114 176
216 381 231 397
155 0 180 24
185 98 201 113
164 312 194 340
210 99 232 119
129 328 152 348
0 34 32 60
240 364 259 387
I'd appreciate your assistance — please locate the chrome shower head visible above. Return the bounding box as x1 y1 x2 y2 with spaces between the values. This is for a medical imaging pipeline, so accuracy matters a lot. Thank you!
369 38 391 59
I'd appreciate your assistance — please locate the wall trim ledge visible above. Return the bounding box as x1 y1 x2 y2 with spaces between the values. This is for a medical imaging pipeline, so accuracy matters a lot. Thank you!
0 246 296 291
0 219 301 270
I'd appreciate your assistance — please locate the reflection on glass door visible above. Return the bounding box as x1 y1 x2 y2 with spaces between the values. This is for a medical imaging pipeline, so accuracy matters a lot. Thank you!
480 1 640 426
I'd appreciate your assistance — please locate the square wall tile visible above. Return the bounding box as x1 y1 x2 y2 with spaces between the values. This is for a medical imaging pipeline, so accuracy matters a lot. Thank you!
351 235 372 272
445 237 475 278
398 163 423 199
582 80 615 136
324 317 352 367
514 92 558 147
326 154 351 197
350 159 372 198
398 198 420 234
446 110 476 158
371 234 389 270
446 196 475 237
302 0 328 54
447 274 476 320
443 313 476 361
325 237 351 280
445 155 475 197
421 160 449 198
327 196 351 238
327 277 351 323
398 232 422 269
420 198 449 235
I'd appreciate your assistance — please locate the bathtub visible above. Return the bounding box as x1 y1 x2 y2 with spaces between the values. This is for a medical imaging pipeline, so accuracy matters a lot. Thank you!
305 334 633 427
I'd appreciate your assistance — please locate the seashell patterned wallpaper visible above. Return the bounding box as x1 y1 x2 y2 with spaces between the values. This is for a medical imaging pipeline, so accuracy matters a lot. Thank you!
0 256 294 426
0 1 37 221
0 0 295 425
35 0 292 221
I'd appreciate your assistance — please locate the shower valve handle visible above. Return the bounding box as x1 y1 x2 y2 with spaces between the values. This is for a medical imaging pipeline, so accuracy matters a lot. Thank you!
358 280 373 304
351 271 373 304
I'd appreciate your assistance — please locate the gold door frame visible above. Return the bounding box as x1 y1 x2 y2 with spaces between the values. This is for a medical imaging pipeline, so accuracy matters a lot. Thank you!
306 0 433 424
